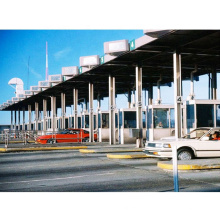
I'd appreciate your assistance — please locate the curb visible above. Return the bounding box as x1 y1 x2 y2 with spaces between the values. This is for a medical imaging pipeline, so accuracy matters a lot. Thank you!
157 161 220 170
107 153 150 159
0 146 88 153
79 149 143 154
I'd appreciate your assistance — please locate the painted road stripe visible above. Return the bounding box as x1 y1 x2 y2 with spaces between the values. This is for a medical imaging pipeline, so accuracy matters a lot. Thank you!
0 172 114 185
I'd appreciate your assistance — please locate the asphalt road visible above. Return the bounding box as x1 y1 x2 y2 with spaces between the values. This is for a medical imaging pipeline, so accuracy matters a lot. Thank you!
1 149 220 192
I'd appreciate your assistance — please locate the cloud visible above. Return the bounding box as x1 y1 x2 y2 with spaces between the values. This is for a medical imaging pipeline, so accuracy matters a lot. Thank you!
54 47 71 60
29 66 43 79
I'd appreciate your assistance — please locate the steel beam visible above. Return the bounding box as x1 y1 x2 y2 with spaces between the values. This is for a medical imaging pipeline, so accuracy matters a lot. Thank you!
73 88 78 129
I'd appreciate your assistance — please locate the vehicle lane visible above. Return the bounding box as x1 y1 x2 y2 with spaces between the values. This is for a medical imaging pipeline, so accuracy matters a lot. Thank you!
1 150 220 192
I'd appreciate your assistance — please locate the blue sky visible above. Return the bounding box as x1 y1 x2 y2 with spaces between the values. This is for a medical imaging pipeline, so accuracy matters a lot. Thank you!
0 30 219 124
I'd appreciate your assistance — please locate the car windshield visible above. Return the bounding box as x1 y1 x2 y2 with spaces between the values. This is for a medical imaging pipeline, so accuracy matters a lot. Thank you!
184 128 209 139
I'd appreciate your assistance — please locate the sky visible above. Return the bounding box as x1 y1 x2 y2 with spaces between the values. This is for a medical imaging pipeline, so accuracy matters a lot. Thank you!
0 30 219 124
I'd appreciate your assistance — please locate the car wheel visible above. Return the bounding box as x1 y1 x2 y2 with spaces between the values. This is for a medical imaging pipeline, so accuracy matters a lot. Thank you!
82 138 89 142
177 148 193 160
47 139 56 144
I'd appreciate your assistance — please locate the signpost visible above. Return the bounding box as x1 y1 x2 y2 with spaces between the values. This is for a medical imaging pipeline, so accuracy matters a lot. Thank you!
172 145 179 192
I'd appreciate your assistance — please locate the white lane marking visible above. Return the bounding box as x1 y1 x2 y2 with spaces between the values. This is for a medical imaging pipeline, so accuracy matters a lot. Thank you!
0 172 114 185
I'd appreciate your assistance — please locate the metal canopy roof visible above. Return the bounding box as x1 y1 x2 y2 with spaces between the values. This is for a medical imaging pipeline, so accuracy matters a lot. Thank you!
2 30 220 111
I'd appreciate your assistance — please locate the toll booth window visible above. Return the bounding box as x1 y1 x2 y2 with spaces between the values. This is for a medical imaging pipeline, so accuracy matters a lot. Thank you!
65 118 68 129
38 123 41 130
217 105 220 127
98 114 101 128
197 104 214 127
142 111 146 128
119 111 123 128
78 117 81 128
147 109 152 129
115 113 118 128
153 109 169 128
102 113 109 128
82 115 84 128
187 105 194 129
48 119 51 129
94 115 96 129
85 115 89 128
124 111 136 128
69 117 74 128
170 109 175 128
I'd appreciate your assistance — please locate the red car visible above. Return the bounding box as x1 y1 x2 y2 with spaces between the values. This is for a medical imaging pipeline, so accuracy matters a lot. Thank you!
36 128 97 144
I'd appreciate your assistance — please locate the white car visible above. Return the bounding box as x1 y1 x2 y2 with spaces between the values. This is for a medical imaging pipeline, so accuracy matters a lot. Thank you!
143 127 220 160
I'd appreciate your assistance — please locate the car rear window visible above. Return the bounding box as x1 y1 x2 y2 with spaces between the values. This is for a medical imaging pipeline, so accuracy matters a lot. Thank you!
84 130 89 134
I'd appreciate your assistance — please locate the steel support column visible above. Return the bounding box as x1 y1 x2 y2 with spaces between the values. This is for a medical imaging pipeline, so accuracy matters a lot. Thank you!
14 110 17 131
73 88 78 129
22 107 25 130
28 105 31 131
43 99 47 134
51 96 56 133
97 93 101 111
61 93 66 129
148 84 153 105
136 65 143 148
18 110 20 131
128 89 132 108
173 52 182 139
89 83 94 142
211 67 217 100
11 111 13 130
35 102 39 131
109 75 116 145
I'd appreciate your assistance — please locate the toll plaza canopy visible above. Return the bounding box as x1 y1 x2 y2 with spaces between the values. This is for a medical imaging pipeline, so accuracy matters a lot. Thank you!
2 30 220 111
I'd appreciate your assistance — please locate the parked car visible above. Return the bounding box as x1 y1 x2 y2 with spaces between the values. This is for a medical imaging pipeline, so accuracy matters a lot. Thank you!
143 127 220 160
36 128 97 144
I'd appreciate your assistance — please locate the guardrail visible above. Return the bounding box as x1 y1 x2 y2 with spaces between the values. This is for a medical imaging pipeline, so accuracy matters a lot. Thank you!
1 129 96 148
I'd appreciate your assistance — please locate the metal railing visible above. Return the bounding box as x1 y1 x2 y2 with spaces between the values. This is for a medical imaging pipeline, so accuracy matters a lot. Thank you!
1 129 96 148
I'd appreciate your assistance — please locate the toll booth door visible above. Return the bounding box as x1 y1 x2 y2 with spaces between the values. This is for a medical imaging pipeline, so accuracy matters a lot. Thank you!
119 111 122 144
65 118 68 129
197 104 214 127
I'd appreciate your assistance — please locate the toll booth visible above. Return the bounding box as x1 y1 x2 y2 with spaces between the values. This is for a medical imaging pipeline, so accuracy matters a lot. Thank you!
119 108 146 144
184 100 220 134
57 117 69 130
68 115 82 128
97 110 119 142
81 112 97 131
146 105 175 141
69 116 74 128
